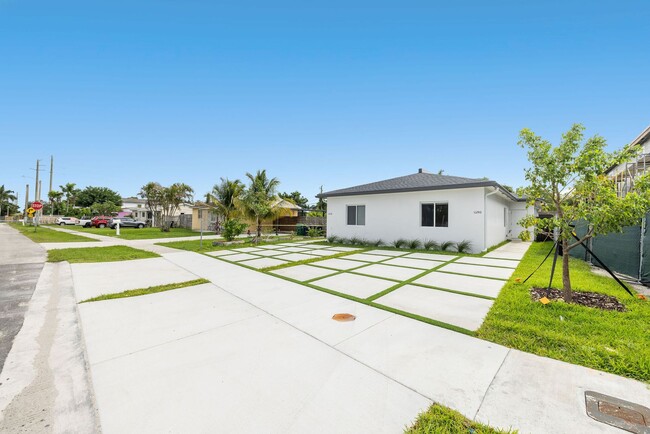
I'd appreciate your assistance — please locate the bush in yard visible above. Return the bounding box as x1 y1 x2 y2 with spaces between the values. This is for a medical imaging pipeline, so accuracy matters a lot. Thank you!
440 241 454 251
222 219 247 241
307 227 323 237
327 235 339 244
455 240 472 253
407 239 422 249
423 239 440 250
393 238 407 248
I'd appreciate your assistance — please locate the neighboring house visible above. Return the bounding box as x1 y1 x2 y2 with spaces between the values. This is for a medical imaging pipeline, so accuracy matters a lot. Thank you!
191 202 218 232
121 196 193 224
608 125 650 197
121 197 150 221
318 169 532 253
571 124 650 283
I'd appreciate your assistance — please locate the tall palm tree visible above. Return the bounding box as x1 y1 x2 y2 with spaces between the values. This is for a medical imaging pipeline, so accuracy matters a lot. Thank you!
59 182 78 213
0 185 17 215
211 178 243 221
241 170 281 240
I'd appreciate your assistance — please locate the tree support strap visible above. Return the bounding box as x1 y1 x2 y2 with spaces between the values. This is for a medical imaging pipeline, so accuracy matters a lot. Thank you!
522 235 634 297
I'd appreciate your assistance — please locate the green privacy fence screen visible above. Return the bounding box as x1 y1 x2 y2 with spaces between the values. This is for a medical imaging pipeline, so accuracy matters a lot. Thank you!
569 214 647 283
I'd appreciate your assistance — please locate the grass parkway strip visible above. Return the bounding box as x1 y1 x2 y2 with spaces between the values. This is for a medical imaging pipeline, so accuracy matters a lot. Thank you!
47 245 160 263
9 223 96 243
79 278 210 303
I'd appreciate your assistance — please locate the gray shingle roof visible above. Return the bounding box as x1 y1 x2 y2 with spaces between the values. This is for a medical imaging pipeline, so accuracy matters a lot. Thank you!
319 171 524 201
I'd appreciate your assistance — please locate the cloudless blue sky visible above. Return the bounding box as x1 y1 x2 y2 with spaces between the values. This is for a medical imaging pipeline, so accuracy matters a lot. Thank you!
2 1 649 205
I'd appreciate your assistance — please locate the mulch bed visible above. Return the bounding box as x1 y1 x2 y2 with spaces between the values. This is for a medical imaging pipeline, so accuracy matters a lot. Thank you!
531 287 627 312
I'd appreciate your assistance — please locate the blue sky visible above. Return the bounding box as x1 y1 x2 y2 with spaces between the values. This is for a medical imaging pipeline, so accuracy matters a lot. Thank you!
1 1 649 205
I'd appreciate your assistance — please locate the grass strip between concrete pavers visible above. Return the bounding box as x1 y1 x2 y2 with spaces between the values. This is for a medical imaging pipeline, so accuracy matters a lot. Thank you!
477 241 650 382
9 223 96 243
406 403 517 434
259 248 370 271
205 252 475 336
365 257 460 301
47 245 160 263
79 278 210 303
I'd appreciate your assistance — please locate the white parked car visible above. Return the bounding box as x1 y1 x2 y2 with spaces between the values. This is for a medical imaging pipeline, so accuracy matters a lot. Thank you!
55 217 79 226
76 216 92 228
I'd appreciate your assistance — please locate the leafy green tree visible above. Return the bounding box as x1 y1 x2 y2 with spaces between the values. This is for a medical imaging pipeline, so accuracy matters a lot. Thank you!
210 178 243 220
240 170 281 240
48 190 64 214
0 185 17 215
279 191 309 208
59 182 80 212
76 186 122 208
90 201 120 216
518 124 650 302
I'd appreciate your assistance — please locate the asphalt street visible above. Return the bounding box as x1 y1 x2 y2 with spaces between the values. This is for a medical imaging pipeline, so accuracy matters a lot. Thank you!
0 223 46 371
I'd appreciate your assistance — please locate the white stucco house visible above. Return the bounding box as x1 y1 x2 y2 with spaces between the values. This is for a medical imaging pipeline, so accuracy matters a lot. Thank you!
319 169 533 253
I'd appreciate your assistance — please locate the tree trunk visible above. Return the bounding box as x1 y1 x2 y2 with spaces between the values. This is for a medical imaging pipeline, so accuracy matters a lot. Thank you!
256 217 261 241
561 239 573 303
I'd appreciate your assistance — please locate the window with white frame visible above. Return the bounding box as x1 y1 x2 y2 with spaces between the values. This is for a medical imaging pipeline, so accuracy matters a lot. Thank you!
347 205 366 225
421 203 448 227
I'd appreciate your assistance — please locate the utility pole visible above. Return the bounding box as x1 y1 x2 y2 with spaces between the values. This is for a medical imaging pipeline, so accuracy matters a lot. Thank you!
24 184 29 225
49 155 53 195
34 159 40 202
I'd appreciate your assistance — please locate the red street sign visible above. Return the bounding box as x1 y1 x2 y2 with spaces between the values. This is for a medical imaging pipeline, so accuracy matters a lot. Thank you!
32 201 43 210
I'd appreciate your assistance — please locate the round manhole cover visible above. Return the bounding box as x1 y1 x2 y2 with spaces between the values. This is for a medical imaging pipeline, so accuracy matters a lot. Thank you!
332 313 356 322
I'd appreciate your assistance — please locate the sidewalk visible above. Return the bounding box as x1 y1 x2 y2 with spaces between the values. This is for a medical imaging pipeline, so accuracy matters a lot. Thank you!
0 259 100 433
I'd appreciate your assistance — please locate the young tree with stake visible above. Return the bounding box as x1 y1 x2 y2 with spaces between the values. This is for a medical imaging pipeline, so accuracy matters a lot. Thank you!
518 124 650 302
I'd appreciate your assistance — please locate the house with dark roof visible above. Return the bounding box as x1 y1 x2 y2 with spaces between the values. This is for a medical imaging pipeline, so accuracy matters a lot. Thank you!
318 169 533 253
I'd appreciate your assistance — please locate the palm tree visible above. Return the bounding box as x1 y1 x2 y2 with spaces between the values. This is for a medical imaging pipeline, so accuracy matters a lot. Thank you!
240 170 281 240
0 185 17 215
211 178 243 221
159 183 194 231
59 182 78 213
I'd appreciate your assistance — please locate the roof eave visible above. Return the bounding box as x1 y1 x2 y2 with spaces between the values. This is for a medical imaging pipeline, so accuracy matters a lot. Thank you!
319 181 524 201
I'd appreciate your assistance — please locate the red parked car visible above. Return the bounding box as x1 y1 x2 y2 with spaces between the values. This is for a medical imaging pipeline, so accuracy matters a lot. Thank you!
90 216 111 228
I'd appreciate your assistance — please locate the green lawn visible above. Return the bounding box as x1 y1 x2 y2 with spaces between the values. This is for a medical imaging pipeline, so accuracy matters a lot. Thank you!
66 226 216 240
48 245 160 263
9 223 96 243
477 241 650 382
79 278 210 303
405 403 515 434
157 236 317 252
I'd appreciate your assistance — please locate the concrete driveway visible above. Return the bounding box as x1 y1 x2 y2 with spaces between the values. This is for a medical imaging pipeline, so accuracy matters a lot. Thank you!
214 241 531 331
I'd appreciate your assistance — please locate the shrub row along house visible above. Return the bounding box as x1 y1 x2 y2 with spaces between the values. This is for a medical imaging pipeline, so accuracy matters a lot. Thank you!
319 169 533 253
